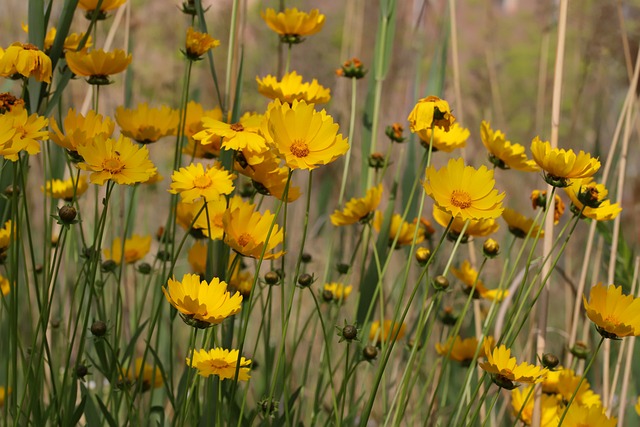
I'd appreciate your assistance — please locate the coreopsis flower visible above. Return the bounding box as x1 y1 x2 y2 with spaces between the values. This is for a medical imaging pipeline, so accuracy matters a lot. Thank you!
373 212 425 248
480 121 539 171
123 358 162 392
187 348 251 381
49 108 115 156
451 260 508 302
479 343 548 389
191 197 229 240
262 99 349 170
407 96 455 133
0 93 24 113
432 205 499 240
530 190 565 224
0 106 48 160
0 221 14 254
0 275 9 296
176 199 207 239
115 103 179 144
236 152 301 202
435 336 494 364
417 122 469 153
583 283 640 339
424 158 505 221
103 234 151 265
22 25 92 53
76 135 157 185
511 386 560 426
0 43 52 83
330 184 382 226
563 404 616 427
194 112 268 159
256 71 331 104
369 320 406 345
261 8 325 44
163 273 242 329
323 283 353 302
169 162 235 203
78 0 127 19
335 58 367 79
555 369 602 408
184 101 223 142
223 199 284 259
564 178 621 221
184 27 220 60
65 49 131 85
502 208 544 238
530 137 601 187
0 386 10 407
42 176 88 201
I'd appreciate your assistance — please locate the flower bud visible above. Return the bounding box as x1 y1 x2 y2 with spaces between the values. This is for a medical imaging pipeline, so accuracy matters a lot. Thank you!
101 260 117 273
542 353 559 369
264 271 280 286
385 123 406 143
415 247 431 266
368 152 386 169
90 321 107 337
336 58 367 79
336 263 350 275
322 289 334 302
483 239 500 258
59 205 77 224
439 306 458 326
491 374 517 390
301 252 312 263
570 342 590 360
432 275 449 291
297 273 313 288
137 262 152 275
362 345 378 361
341 325 358 342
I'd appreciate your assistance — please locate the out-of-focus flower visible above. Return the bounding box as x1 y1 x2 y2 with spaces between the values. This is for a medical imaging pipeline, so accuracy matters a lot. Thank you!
223 199 284 259
530 137 600 188
42 176 88 201
530 190 565 224
435 336 494 364
65 49 131 85
187 348 251 381
335 58 367 79
373 212 425 248
49 109 115 156
194 112 268 160
169 162 235 203
563 404 616 427
502 208 544 238
236 151 301 202
103 234 151 265
78 0 127 19
555 369 602 408
0 275 9 296
115 103 179 144
331 184 382 226
511 386 559 426
0 93 24 114
583 283 640 339
122 357 163 392
261 8 325 44
0 43 52 83
407 96 455 133
451 260 508 302
22 25 92 53
257 71 331 104
417 123 469 153
385 123 405 143
191 197 229 240
432 206 499 240
184 27 220 60
480 121 539 171
369 320 406 345
323 283 353 302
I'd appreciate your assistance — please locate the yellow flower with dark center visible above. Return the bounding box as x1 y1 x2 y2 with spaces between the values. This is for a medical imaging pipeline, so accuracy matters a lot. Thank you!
262 99 349 170
0 106 48 161
432 205 499 239
0 275 9 296
502 208 544 239
261 8 325 44
563 404 616 427
191 197 229 240
169 162 235 203
123 358 163 392
116 103 179 144
223 199 284 259
331 184 382 226
76 135 157 185
185 27 220 60
323 283 353 302
407 96 455 132
78 0 127 13
424 158 504 221
256 71 331 104
435 336 494 364
530 137 601 187
49 108 115 154
369 320 406 345
373 212 425 248
236 152 301 202
65 49 131 85
530 190 565 224
417 122 469 152
194 112 268 158
480 121 539 171
103 234 151 265
583 283 640 339
187 348 251 381
0 43 52 83
163 273 242 329
555 369 602 408
511 386 560 426
451 260 508 301
42 176 88 201
564 178 621 221
479 343 547 388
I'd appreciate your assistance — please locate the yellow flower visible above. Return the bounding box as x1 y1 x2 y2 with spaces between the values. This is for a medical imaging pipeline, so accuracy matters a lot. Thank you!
0 275 9 296
0 220 15 253
103 234 151 265
256 71 331 104
424 158 505 221
22 25 92 52
369 320 406 345
530 137 601 187
331 184 382 226
555 369 602 408
407 96 455 132
261 8 325 43
49 108 115 154
169 162 235 203
163 273 242 329
323 283 353 302
78 0 127 13
42 176 88 201
223 199 284 259
480 121 539 171
451 260 508 302
187 348 251 381
530 190 565 224
77 135 156 185
502 208 544 239
435 336 494 364
184 101 223 142
187 241 207 275
185 27 220 60
262 99 349 170
432 205 499 239
416 122 469 153
0 106 48 161
0 43 52 83
115 103 179 144
0 93 24 113
511 386 560 426
0 386 11 407
191 197 229 240
194 112 268 157
373 212 425 248
583 283 640 339
123 358 163 392
563 404 616 427
236 152 301 202
479 343 547 388
188 241 253 297
65 49 132 85
564 178 621 221
635 396 640 416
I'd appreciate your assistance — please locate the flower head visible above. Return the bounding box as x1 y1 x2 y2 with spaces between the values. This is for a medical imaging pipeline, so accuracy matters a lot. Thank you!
336 58 367 79
555 369 602 408
563 404 616 427
564 178 621 221
0 93 24 113
42 176 88 201
256 71 331 104
262 99 349 170
479 343 547 388
369 320 406 345
331 184 382 226
103 234 151 265
194 112 268 157
530 137 601 187
163 274 242 329
223 199 284 259
432 205 499 240
530 190 565 224
123 358 162 392
424 158 504 221
116 103 179 144
49 109 115 155
502 208 544 239
261 8 325 44
169 162 235 203
0 43 52 83
236 152 301 202
191 197 229 240
435 336 494 364
187 348 251 381
417 122 469 153
323 283 353 302
583 283 640 339
0 106 48 161
22 25 92 53
373 212 425 248
0 275 9 296
0 220 15 254
480 121 539 171
185 27 220 60
65 49 131 85
511 386 560 426
407 96 455 132
451 260 508 301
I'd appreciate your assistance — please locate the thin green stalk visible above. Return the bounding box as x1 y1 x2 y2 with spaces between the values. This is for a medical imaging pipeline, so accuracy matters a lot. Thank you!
338 77 359 206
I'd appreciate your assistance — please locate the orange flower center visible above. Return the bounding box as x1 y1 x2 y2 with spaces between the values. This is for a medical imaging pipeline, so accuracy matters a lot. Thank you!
603 314 620 325
237 233 253 247
230 123 244 132
290 140 310 158
22 43 39 51
193 174 212 189
450 190 472 209
102 157 124 174
501 368 513 376
124 249 138 262
210 359 230 369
